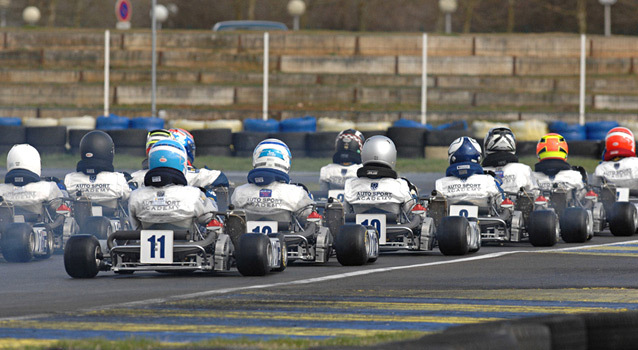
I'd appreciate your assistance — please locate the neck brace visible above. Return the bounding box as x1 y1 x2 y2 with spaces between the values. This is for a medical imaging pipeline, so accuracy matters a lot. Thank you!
76 158 114 176
534 158 572 177
446 162 484 179
356 164 398 179
144 167 188 187
333 150 361 166
482 152 519 167
4 169 41 186
247 168 290 186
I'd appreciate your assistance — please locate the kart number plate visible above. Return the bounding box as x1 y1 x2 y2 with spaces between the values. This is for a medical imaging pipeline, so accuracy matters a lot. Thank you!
617 188 629 202
91 206 103 216
14 215 24 223
356 214 386 244
247 221 278 234
449 205 478 219
328 190 345 203
140 230 173 264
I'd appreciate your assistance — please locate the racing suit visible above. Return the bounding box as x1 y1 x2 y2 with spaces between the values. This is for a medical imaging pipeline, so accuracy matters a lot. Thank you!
231 168 314 223
129 166 229 198
343 165 415 215
593 157 638 190
64 171 131 208
128 169 216 231
533 159 585 193
319 163 362 191
435 162 501 208
0 172 63 215
482 152 538 195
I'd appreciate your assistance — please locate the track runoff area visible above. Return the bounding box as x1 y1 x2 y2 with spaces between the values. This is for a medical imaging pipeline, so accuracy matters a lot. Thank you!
1 232 638 346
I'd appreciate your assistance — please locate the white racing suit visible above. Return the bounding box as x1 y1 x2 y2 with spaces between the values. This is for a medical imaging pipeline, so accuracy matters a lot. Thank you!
344 177 415 215
533 170 585 193
483 162 539 195
129 167 228 200
0 181 63 215
128 185 216 230
231 181 314 223
435 174 501 208
319 163 362 191
64 171 131 208
594 157 638 190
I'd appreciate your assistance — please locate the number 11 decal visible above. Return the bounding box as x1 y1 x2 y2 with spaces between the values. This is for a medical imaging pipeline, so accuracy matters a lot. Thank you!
140 230 174 264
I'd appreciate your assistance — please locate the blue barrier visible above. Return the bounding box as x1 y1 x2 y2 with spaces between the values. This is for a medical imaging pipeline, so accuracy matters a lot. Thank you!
280 116 316 132
130 117 165 131
585 121 619 140
0 117 22 126
549 121 586 141
393 119 432 129
96 114 130 130
244 118 280 133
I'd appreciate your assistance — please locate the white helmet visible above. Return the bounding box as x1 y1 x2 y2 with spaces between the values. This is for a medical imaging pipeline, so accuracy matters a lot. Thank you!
484 127 516 155
252 138 292 174
7 144 41 176
361 135 397 169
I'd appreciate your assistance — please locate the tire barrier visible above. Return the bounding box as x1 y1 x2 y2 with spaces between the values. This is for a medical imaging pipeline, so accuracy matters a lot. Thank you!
68 129 93 154
317 117 355 132
243 118 280 133
0 125 26 154
58 116 96 130
585 121 619 141
436 120 468 130
26 126 66 154
191 129 233 157
510 119 549 141
0 117 22 126
472 120 509 138
393 118 431 129
356 121 392 132
130 117 164 131
280 116 316 133
424 129 472 147
23 117 59 127
361 130 386 140
232 131 269 157
270 132 308 158
517 141 538 157
170 119 206 130
106 129 147 156
387 127 426 158
306 131 338 158
568 140 603 158
549 121 586 141
206 119 243 133
96 114 130 130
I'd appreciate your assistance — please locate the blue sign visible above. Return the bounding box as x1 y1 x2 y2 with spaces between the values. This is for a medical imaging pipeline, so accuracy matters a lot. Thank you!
115 0 132 22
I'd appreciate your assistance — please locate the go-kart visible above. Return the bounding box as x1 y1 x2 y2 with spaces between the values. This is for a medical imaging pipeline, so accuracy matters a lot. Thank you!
596 183 638 237
0 197 78 262
63 209 286 278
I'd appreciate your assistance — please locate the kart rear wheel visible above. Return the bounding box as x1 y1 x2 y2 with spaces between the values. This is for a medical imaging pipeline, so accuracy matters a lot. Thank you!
35 229 54 260
608 202 637 237
64 235 102 278
1 223 34 262
81 216 113 240
269 233 287 272
437 216 470 256
560 207 589 243
236 233 271 276
335 224 368 266
528 210 559 247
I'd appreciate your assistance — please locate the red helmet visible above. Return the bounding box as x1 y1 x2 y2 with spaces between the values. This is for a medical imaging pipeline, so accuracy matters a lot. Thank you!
604 127 635 161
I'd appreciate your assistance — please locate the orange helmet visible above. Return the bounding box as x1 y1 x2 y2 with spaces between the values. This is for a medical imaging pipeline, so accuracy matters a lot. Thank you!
536 133 568 160
604 127 635 161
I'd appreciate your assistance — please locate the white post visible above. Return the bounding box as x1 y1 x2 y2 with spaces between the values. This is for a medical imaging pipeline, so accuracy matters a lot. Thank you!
421 33 428 125
151 0 157 117
103 30 110 117
262 32 269 121
604 4 611 36
579 34 586 126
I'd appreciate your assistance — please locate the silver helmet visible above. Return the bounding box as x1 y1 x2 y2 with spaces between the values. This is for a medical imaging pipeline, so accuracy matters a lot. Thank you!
361 135 397 169
484 127 516 155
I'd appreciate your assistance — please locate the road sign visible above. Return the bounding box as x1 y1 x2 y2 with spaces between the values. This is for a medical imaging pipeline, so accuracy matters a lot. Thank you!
115 0 132 22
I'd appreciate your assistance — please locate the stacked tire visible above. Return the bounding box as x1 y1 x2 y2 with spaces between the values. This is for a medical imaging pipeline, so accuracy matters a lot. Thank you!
107 129 147 156
387 127 426 158
0 120 26 154
26 126 67 154
306 131 338 158
191 129 233 157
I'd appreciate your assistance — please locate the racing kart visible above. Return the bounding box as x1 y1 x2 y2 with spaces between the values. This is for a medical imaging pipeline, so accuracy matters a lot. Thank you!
63 209 286 278
596 183 638 237
0 197 78 262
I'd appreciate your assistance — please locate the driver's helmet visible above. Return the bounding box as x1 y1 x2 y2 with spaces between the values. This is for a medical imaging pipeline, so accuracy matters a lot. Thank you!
169 128 196 165
536 133 568 160
252 138 292 174
361 135 397 170
80 130 114 164
7 144 41 176
145 129 173 156
604 127 635 161
148 139 188 175
484 127 516 155
448 137 482 165
335 129 365 155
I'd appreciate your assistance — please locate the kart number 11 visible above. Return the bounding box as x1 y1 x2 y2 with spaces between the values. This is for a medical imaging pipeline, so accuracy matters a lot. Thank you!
140 230 174 264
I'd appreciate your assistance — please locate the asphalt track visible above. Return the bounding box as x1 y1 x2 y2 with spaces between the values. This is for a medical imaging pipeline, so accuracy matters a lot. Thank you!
1 171 638 346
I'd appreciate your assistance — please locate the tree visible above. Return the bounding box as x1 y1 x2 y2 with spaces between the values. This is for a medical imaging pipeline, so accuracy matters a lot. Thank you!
507 0 515 32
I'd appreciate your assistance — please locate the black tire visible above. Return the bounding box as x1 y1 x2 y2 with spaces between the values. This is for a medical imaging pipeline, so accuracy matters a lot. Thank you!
80 216 113 240
68 129 93 148
560 207 590 243
233 149 254 158
567 140 603 158
26 126 66 146
306 132 338 152
0 126 26 145
113 146 146 157
608 202 637 237
107 129 147 147
269 233 287 272
582 311 638 350
396 145 424 158
424 129 471 147
64 235 101 278
306 149 334 158
437 216 470 256
334 224 368 266
191 129 233 147
361 130 386 140
269 132 307 151
197 146 233 157
528 210 559 247
0 223 34 262
387 127 426 148
236 233 271 276
516 141 538 157
232 132 269 154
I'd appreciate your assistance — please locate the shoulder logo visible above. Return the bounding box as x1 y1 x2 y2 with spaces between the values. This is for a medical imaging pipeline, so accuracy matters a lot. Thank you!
259 189 272 198
341 169 348 176
371 182 378 190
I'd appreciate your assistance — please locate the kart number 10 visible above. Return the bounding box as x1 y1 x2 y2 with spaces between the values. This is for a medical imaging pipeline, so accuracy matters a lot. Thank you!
356 214 386 244
247 221 278 234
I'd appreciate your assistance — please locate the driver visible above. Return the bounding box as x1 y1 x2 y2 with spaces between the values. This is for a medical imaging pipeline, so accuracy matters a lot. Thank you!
231 138 314 223
128 139 216 231
435 137 502 207
319 129 365 191
593 127 638 189
129 129 174 189
0 144 63 214
533 133 586 193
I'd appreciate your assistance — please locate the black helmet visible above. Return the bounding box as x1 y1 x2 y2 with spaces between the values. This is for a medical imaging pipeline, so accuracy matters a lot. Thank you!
80 130 114 163
333 129 365 165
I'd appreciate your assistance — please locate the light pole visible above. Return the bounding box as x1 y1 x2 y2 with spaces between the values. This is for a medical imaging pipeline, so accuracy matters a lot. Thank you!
0 0 10 28
439 0 457 34
150 4 168 30
287 0 306 31
599 0 617 37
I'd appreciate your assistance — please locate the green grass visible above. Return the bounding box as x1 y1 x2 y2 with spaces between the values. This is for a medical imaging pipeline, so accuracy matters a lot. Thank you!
37 153 601 174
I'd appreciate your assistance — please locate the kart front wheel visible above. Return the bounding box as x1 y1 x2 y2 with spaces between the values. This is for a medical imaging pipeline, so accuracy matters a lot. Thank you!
608 202 637 237
236 233 271 276
64 235 102 278
81 216 113 239
335 224 369 266
269 233 287 272
560 207 590 243
0 223 34 263
528 210 559 247
437 216 470 256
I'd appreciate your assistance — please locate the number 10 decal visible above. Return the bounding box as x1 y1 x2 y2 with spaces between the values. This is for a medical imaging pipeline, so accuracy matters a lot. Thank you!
140 230 174 264
356 214 386 244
